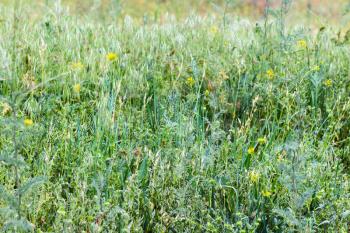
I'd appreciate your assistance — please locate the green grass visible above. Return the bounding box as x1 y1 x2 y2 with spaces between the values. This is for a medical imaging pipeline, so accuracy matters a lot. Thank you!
0 0 350 232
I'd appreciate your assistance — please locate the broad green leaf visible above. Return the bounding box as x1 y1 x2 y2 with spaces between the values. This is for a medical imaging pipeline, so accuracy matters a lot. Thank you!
138 156 149 185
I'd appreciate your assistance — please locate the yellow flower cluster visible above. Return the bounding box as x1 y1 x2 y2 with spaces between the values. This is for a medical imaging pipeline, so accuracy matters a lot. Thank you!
297 39 307 49
186 77 195 87
266 69 275 80
324 79 332 87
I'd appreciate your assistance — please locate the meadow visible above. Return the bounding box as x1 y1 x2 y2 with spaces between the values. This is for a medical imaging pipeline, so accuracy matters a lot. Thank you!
0 0 350 232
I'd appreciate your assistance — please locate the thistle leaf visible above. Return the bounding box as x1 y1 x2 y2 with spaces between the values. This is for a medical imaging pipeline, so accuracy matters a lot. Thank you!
0 153 27 167
0 184 18 209
2 218 34 232
16 176 47 197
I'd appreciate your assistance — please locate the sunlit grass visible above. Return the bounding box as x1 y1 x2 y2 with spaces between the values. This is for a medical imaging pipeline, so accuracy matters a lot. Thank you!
0 0 350 232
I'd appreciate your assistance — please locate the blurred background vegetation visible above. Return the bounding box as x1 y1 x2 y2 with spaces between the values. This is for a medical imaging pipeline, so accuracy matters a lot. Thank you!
2 0 350 28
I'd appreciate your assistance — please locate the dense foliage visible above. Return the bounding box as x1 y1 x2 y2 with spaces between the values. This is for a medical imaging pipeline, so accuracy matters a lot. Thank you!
0 1 349 232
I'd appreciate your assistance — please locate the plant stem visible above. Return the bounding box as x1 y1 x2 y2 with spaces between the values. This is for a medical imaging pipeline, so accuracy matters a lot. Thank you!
12 0 21 220
12 102 22 220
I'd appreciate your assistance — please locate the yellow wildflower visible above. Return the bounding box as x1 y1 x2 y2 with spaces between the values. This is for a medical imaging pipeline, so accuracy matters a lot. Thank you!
24 118 33 127
248 146 255 155
106 52 118 61
73 83 81 93
261 190 272 197
204 89 210 97
71 62 84 70
249 170 260 183
324 79 332 87
257 137 267 144
266 69 275 80
210 26 218 35
297 39 307 49
186 77 195 87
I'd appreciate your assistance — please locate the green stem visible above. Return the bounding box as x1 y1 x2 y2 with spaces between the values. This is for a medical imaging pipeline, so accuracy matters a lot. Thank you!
12 0 21 220
12 102 22 220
